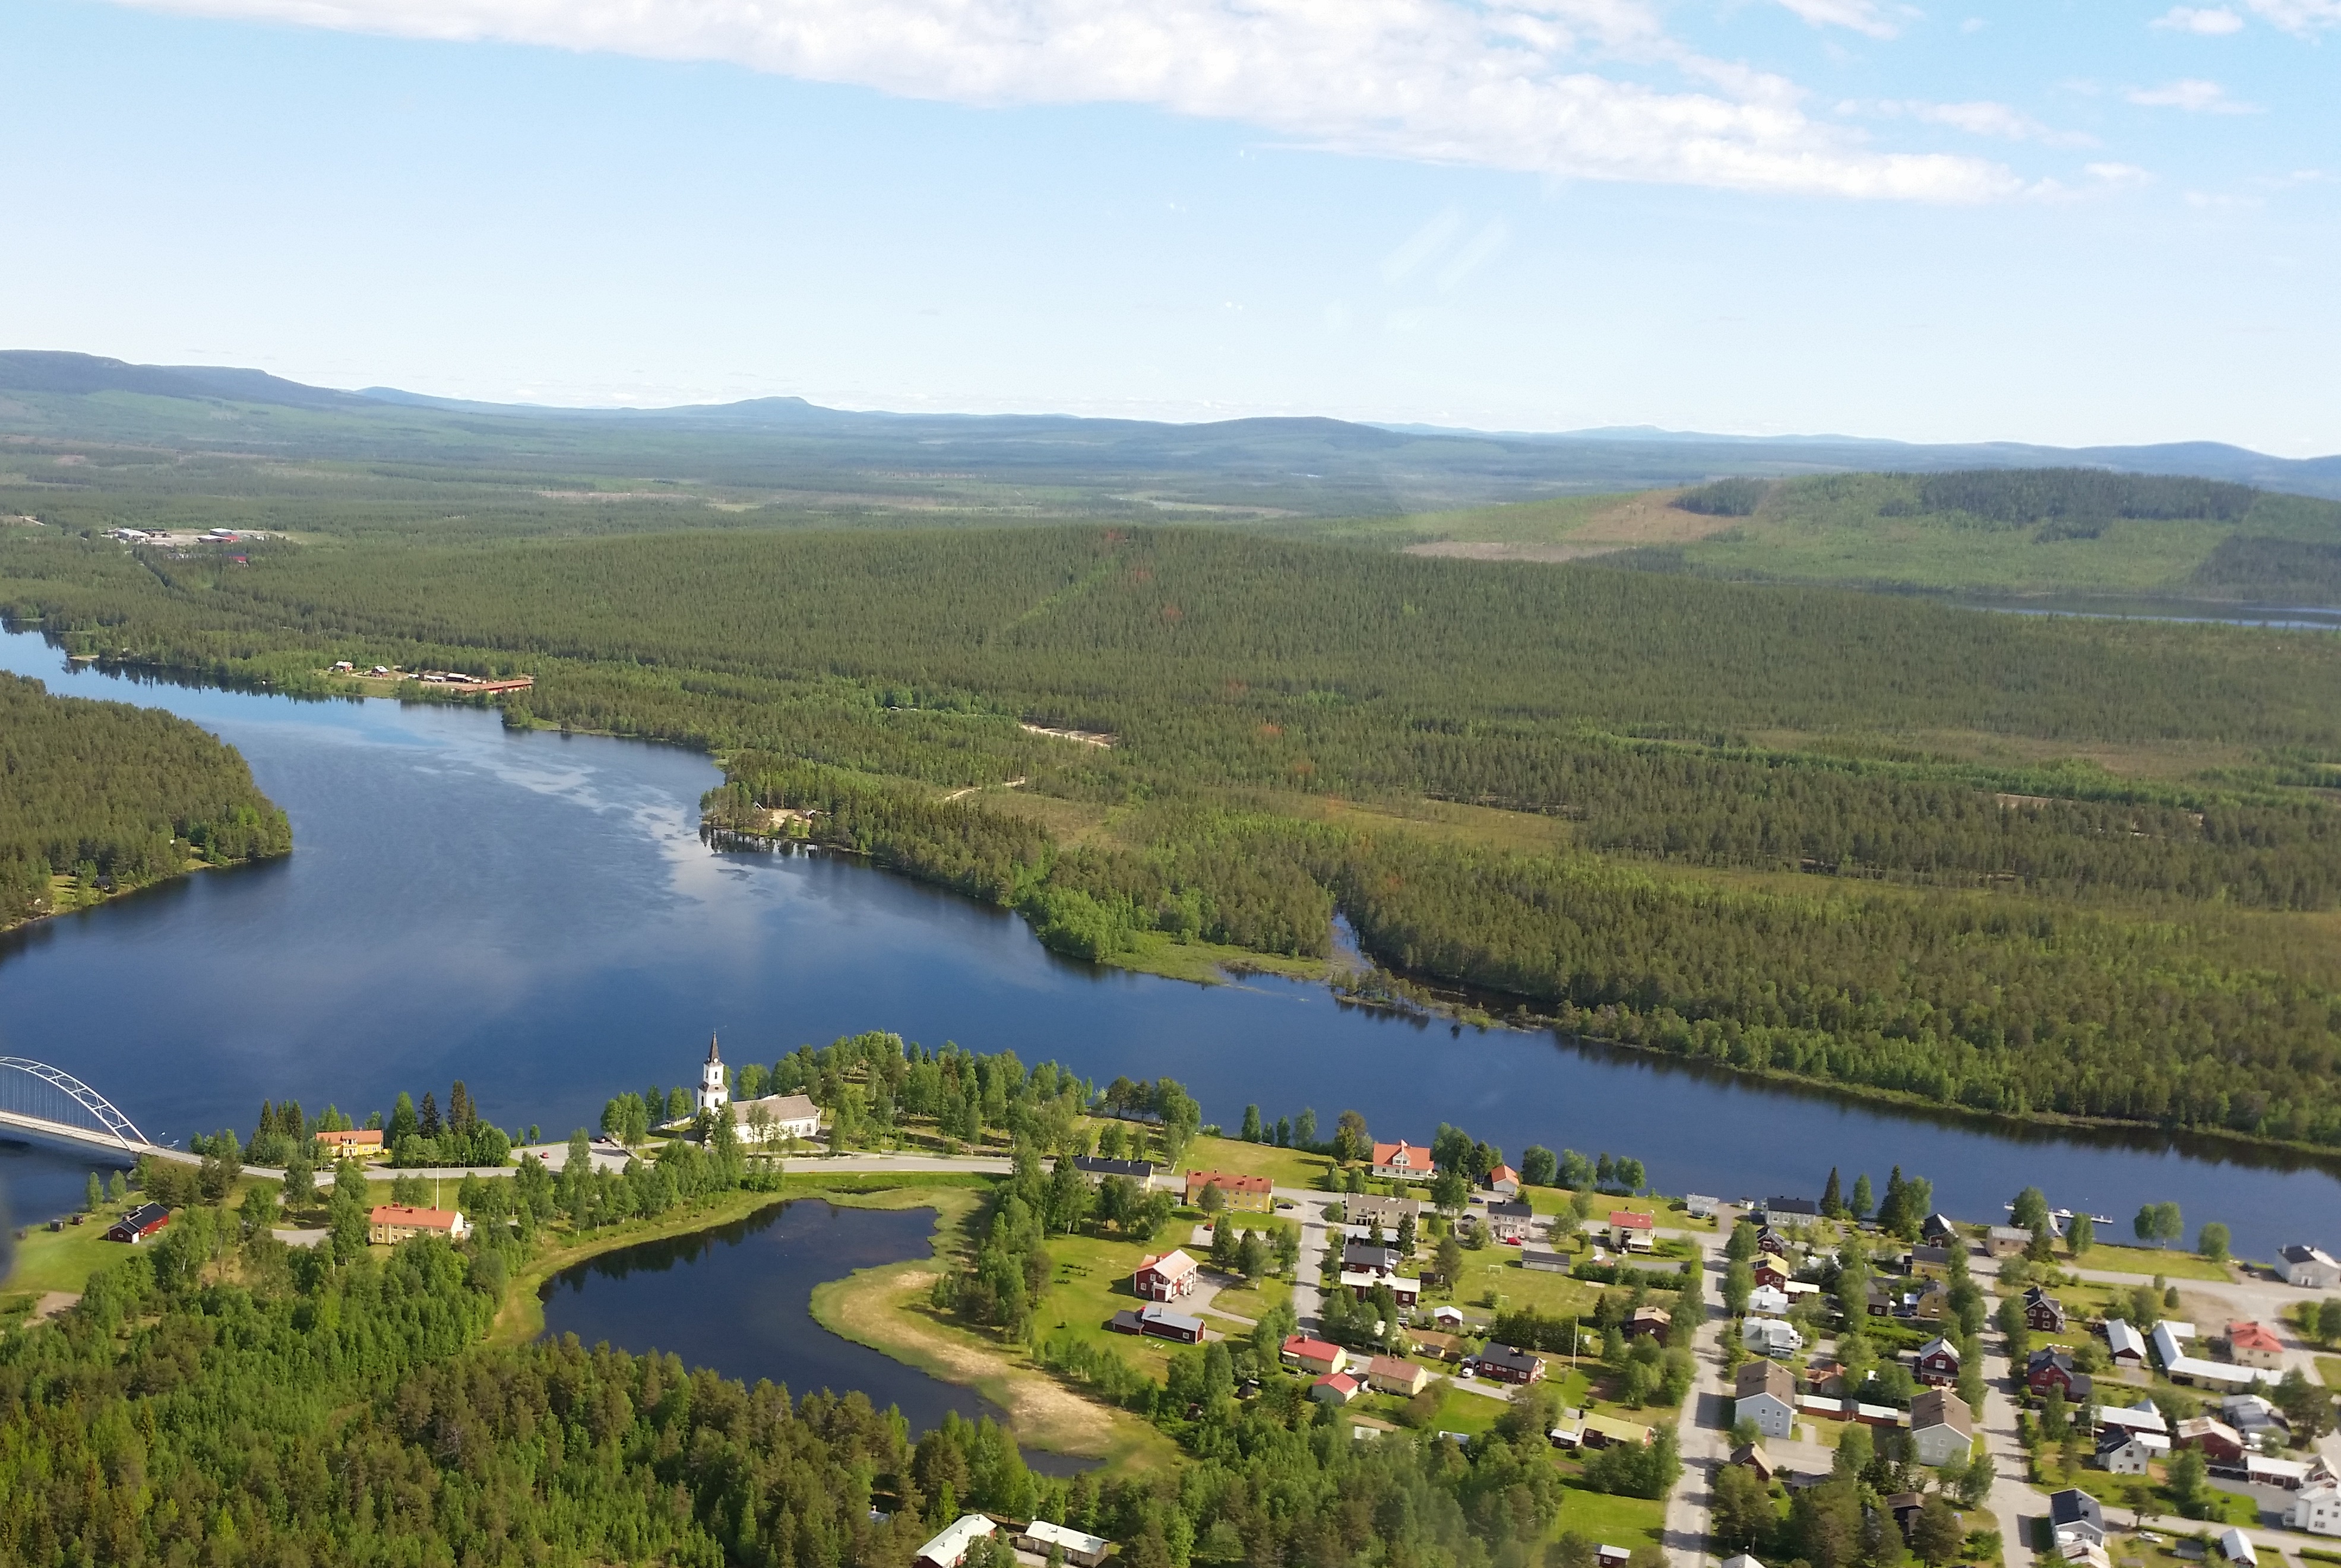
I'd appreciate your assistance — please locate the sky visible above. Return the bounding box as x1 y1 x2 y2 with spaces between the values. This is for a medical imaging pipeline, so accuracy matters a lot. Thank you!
1 0 2336 452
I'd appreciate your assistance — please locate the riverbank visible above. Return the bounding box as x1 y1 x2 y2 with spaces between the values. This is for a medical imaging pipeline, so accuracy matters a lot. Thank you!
808 1189 1178 1472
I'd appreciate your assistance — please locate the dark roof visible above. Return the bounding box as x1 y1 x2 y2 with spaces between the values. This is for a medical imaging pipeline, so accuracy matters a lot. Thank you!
2280 1244 2331 1264
1070 1155 1156 1179
1763 1196 1821 1217
1474 1343 1541 1375
1486 1200 1535 1219
1343 1242 1401 1268
105 1202 170 1240
1140 1304 1206 1335
2049 1490 2103 1530
1909 1244 1951 1265
1922 1213 1957 1240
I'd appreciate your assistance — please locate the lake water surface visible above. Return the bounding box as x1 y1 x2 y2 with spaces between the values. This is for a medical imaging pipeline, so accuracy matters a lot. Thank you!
3 625 2339 1260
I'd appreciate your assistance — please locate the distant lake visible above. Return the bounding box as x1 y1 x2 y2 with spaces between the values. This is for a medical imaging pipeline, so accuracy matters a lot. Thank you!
2 623 2339 1262
1956 595 2341 632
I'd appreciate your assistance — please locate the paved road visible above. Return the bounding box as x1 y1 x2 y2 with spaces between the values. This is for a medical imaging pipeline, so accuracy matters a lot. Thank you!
1273 1184 1339 1332
1662 1208 1732 1568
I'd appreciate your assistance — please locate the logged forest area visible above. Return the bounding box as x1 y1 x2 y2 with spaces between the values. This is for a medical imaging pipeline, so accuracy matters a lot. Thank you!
7 515 2341 1149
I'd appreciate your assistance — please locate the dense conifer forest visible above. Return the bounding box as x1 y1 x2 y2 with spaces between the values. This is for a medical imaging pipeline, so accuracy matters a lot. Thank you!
8 520 2341 1145
0 671 290 927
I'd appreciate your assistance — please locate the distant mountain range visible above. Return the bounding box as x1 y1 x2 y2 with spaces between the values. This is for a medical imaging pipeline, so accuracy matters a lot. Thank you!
4 349 2337 505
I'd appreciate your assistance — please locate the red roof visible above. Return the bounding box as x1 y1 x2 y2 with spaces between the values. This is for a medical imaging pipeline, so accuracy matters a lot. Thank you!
1185 1170 1271 1193
1371 1140 1428 1167
1312 1372 1361 1392
1488 1164 1520 1184
1283 1335 1344 1362
1610 1210 1654 1229
2228 1321 2282 1354
1137 1250 1199 1280
369 1205 458 1230
317 1129 383 1146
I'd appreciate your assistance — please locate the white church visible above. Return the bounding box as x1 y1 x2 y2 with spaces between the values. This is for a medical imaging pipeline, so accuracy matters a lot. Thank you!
697 1035 823 1146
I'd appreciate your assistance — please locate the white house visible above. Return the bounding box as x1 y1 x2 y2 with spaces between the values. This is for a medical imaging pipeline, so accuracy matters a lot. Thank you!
2280 1245 2341 1290
1017 1523 1111 1568
2218 1529 2256 1567
1910 1389 1974 1468
2290 1481 2341 1537
917 1516 999 1568
728 1092 822 1144
2097 1433 2167 1475
1742 1317 1804 1357
1735 1360 1798 1440
1748 1284 1791 1316
696 1034 730 1117
2105 1319 2148 1370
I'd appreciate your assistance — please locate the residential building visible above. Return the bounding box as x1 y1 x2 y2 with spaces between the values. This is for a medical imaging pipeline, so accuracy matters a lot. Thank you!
1471 1344 1546 1385
1068 1155 1158 1186
1722 1556 1764 1568
1752 1258 1795 1290
1905 1245 1952 1280
1985 1225 2034 1259
103 1202 171 1244
2222 1393 2290 1449
1486 1200 1537 1243
2289 1481 2341 1537
1743 1317 1804 1357
1311 1373 1364 1405
368 1205 469 1245
1345 1193 1423 1231
1185 1170 1273 1212
1369 1141 1432 1180
2218 1529 2256 1568
2225 1321 2284 1371
1624 1306 1671 1341
1608 1211 1655 1252
1366 1355 1431 1397
1736 1359 1799 1440
1685 1195 1718 1220
2096 1434 2159 1475
728 1092 822 1143
1910 1389 1974 1467
2023 1286 2067 1333
1915 1336 1961 1386
1134 1249 1201 1301
916 1516 998 1568
2097 1401 2167 1437
2048 1489 2106 1548
1344 1241 1402 1275
1909 1279 1951 1322
1017 1523 1111 1567
2026 1349 2091 1405
1755 1228 1792 1257
1521 1244 1571 1274
2175 1418 2246 1465
1760 1196 1821 1221
1410 1329 1465 1362
2104 1319 2147 1370
1749 1284 1792 1317
2280 1244 2341 1290
1921 1214 1958 1244
1486 1164 1521 1197
1282 1335 1347 1375
1865 1281 1896 1318
314 1128 384 1158
1581 1413 1653 1448
1728 1444 1775 1482
1342 1270 1420 1307
1109 1303 1205 1343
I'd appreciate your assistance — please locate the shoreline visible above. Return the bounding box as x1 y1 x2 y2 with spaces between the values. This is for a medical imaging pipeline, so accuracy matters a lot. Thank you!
21 640 2341 1171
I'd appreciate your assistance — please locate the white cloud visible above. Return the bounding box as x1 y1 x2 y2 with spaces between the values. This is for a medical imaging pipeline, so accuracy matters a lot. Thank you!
1850 98 2093 145
2127 78 2257 112
2244 0 2341 32
109 0 2022 201
2084 162 2153 188
2151 6 2246 31
1773 0 1900 39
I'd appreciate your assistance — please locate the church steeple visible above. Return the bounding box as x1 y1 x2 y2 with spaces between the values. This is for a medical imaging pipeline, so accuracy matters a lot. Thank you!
697 1034 730 1116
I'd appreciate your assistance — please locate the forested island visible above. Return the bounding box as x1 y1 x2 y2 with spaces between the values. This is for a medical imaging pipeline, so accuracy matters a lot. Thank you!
0 669 290 929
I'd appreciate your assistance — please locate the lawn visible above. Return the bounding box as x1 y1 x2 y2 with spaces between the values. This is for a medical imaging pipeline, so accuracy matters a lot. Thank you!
1180 1135 1339 1192
1554 1483 1666 1550
2074 1244 2234 1284
2319 1355 2341 1389
1205 1274 1291 1325
1447 1245 1607 1317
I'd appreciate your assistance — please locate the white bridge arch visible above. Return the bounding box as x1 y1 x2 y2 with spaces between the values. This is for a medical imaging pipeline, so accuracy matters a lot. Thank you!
0 1056 152 1152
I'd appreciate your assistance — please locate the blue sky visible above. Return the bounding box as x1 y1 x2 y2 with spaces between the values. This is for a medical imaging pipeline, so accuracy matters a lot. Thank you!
2 0 2335 452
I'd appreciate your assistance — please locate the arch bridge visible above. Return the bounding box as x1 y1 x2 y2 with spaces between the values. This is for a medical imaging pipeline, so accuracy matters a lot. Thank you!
0 1056 169 1159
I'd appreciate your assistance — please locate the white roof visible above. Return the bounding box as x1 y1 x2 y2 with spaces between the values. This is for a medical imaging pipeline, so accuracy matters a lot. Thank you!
1023 1522 1111 1556
2166 1357 2261 1388
2106 1320 2147 1359
2098 1404 2168 1434
1341 1269 1417 1291
1722 1556 1766 1568
2219 1529 2255 1566
919 1515 998 1566
2249 1458 2310 1483
2151 1322 2187 1366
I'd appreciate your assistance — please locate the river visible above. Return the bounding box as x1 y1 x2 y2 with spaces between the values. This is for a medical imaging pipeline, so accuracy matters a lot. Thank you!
2 625 2338 1261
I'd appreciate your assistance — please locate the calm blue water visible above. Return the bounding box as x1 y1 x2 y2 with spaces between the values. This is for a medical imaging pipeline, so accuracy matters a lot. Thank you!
3 625 2339 1262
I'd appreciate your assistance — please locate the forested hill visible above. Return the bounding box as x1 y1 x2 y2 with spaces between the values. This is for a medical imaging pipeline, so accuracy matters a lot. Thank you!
0 671 290 927
10 521 2341 1148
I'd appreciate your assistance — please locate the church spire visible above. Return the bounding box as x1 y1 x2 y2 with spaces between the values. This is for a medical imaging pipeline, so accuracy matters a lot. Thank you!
706 1032 722 1065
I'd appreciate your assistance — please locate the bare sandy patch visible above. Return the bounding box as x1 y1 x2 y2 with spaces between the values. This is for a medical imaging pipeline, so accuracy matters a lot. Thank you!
1404 540 1626 563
